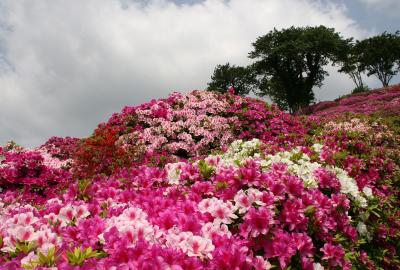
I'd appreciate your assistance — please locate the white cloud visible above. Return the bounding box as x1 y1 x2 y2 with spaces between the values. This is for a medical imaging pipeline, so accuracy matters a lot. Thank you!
0 0 370 147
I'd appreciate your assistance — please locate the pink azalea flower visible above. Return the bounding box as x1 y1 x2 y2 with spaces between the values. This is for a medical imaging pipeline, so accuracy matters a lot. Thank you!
241 207 275 238
321 243 346 267
280 199 308 231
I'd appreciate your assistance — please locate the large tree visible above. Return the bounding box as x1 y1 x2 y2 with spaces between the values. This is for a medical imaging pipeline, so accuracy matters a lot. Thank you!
207 63 257 96
336 39 366 90
249 26 348 113
357 31 400 87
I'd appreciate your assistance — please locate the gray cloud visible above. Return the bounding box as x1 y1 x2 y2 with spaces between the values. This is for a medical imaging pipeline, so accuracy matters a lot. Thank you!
0 0 374 147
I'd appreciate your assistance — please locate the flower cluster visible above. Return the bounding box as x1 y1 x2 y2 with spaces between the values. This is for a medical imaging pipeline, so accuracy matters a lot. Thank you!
71 90 307 179
38 137 79 161
0 146 71 203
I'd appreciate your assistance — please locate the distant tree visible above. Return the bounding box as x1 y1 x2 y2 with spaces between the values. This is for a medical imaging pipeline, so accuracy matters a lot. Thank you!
357 31 400 87
336 39 366 89
249 26 348 113
207 63 257 96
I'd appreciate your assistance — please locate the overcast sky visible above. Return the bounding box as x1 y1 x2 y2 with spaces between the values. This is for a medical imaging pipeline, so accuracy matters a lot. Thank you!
0 0 399 147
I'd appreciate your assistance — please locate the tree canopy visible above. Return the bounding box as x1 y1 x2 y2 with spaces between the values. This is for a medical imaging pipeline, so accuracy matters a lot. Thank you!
336 39 366 90
206 26 400 113
356 31 400 87
207 63 257 96
249 25 348 113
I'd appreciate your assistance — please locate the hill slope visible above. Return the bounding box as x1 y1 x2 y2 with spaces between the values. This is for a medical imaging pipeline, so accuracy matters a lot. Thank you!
0 89 399 269
304 84 400 117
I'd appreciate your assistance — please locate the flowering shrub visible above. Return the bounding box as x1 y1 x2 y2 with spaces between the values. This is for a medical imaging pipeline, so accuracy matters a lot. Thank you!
0 144 71 204
0 89 399 269
71 90 306 179
73 125 150 179
306 84 400 117
38 137 79 161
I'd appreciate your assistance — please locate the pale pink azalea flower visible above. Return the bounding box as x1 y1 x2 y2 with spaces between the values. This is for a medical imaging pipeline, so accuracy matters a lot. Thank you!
46 198 63 205
35 227 60 254
103 206 162 247
165 229 193 249
247 188 264 204
204 156 221 167
210 201 238 224
201 222 232 239
13 212 38 226
122 206 147 222
179 235 215 260
198 198 219 214
75 205 90 219
58 205 76 223
58 204 90 226
252 256 272 270
0 236 17 252
313 262 324 270
44 213 58 224
36 150 70 169
199 198 238 224
165 162 186 185
125 221 156 246
16 226 36 242
20 251 38 267
234 190 253 214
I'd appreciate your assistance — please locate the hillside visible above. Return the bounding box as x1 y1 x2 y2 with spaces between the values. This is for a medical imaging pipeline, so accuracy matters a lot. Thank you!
0 89 399 269
304 84 400 117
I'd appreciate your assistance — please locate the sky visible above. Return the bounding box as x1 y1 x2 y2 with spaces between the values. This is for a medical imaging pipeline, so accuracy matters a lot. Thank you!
0 0 399 147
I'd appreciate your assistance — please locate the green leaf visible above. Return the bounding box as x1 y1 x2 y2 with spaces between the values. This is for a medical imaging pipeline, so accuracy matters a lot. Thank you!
215 181 229 191
371 210 381 218
304 205 315 216
67 246 107 266
198 160 215 180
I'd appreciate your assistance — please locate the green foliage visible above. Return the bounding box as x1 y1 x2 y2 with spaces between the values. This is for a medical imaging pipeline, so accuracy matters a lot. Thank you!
198 160 215 180
215 181 228 191
357 31 400 87
22 247 58 269
332 150 349 166
249 25 347 113
77 178 92 201
304 205 315 217
351 85 369 94
67 246 106 266
336 40 366 89
207 63 257 96
289 151 304 164
12 241 37 257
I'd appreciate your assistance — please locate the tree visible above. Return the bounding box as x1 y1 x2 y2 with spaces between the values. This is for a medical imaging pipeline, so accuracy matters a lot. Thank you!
357 31 400 87
249 26 348 113
207 63 257 96
336 39 367 90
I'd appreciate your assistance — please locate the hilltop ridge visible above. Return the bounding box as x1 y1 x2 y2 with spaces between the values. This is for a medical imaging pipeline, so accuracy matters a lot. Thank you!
302 84 400 117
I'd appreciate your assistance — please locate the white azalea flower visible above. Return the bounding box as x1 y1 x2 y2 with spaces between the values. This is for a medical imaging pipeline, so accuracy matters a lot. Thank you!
363 186 373 198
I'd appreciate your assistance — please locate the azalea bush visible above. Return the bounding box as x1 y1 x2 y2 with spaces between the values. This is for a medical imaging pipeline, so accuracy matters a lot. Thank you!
0 89 399 269
0 142 71 204
305 84 400 117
